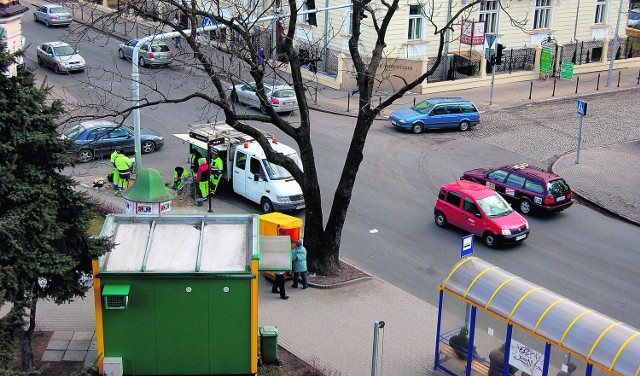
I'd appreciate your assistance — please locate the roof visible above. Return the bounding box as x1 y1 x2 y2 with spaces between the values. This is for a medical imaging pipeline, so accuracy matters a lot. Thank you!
500 163 562 182
440 257 640 375
80 120 118 128
99 214 260 273
422 97 470 104
47 41 73 47
441 180 496 200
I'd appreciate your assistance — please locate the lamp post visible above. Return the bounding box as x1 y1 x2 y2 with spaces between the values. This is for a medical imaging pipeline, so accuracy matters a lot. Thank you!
606 0 624 87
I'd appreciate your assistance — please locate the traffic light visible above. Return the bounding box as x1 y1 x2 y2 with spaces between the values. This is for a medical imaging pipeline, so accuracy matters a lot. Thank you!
496 43 505 65
358 8 368 20
305 0 317 26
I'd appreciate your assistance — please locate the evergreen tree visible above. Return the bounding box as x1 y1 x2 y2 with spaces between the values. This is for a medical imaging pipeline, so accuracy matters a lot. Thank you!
0 41 111 372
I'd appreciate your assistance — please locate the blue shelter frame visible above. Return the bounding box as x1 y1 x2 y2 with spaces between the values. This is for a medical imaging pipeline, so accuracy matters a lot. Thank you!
434 257 640 376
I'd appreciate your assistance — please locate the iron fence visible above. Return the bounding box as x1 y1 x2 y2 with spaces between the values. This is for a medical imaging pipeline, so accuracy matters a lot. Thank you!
491 47 536 73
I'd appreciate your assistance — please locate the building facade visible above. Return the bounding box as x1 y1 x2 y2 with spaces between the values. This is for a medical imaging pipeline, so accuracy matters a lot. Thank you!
0 0 28 76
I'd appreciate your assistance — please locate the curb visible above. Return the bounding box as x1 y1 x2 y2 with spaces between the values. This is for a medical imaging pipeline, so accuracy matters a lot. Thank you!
309 276 372 289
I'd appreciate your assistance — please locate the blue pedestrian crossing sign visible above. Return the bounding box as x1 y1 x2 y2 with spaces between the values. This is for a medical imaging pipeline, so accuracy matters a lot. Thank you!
461 234 474 258
203 17 215 27
577 100 587 116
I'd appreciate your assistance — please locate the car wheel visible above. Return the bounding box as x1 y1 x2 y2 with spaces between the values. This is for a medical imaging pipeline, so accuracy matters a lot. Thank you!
520 200 531 214
138 56 146 67
118 49 125 59
411 123 424 134
483 232 498 248
261 198 274 214
78 149 94 163
260 104 267 114
141 140 156 154
434 211 447 227
230 92 239 103
54 64 61 74
45 19 50 27
459 120 470 131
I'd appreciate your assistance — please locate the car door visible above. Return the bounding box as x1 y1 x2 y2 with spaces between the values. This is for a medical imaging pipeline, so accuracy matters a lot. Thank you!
442 191 465 229
42 44 55 68
139 43 150 61
484 169 509 195
123 40 137 59
35 6 45 22
445 105 462 128
246 157 268 203
107 127 133 154
460 196 485 236
233 150 248 197
238 84 258 107
427 105 448 128
503 172 526 204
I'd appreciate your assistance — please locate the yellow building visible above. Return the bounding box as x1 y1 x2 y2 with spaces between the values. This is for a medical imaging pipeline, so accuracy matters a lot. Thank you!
0 0 27 77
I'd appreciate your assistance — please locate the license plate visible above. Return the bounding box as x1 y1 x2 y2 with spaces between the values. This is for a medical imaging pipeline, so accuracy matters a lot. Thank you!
391 120 397 125
516 234 527 241
556 196 565 202
295 205 305 210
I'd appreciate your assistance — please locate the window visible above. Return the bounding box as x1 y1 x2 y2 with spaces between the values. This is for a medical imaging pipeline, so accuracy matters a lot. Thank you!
445 191 462 207
235 151 247 170
533 0 552 29
432 106 447 115
594 0 608 24
108 128 129 139
460 104 478 113
407 5 424 40
447 105 461 114
505 173 525 188
250 157 265 179
102 285 130 310
345 1 353 35
487 169 508 183
524 179 544 194
463 197 481 216
479 0 499 34
439 189 446 200
547 179 570 194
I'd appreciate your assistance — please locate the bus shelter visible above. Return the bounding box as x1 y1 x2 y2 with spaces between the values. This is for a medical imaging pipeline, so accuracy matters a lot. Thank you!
435 257 640 376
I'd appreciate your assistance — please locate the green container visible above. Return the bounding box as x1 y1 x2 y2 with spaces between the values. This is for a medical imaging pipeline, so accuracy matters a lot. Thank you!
259 326 279 365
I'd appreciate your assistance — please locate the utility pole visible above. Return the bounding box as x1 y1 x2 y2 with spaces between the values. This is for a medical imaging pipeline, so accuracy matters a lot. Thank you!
607 0 624 86
322 0 329 71
572 0 581 42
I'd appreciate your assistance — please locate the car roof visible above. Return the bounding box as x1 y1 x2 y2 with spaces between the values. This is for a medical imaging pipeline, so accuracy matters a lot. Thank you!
79 120 119 129
47 41 72 47
43 4 69 8
441 180 497 200
423 97 473 105
129 39 169 46
499 163 562 182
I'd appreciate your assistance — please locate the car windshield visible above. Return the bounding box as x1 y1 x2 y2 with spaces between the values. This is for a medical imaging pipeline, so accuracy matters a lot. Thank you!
630 11 640 20
51 7 68 13
261 153 302 180
412 100 435 114
547 179 571 195
274 89 295 98
54 45 76 56
63 125 85 139
150 44 170 52
477 193 513 218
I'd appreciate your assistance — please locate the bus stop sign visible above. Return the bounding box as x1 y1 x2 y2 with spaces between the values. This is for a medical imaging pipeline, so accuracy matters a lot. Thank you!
461 235 474 258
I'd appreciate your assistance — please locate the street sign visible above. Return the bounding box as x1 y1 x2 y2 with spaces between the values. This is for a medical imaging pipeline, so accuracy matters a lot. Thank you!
203 17 215 27
577 100 587 116
461 235 474 258
540 47 552 74
561 62 574 80
485 34 497 49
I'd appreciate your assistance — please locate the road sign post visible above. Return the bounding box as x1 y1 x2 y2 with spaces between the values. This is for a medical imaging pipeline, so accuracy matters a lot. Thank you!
576 100 587 164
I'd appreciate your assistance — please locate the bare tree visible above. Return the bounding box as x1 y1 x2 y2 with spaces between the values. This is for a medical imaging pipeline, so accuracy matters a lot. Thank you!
66 0 524 275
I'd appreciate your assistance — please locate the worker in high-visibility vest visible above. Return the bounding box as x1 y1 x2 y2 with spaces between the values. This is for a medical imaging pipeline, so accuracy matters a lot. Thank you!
195 158 210 206
110 149 120 190
170 166 190 191
113 150 133 192
210 149 223 194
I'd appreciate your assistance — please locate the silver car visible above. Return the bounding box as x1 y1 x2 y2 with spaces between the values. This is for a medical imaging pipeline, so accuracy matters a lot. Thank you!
230 82 298 114
118 39 174 67
33 4 72 27
37 41 86 73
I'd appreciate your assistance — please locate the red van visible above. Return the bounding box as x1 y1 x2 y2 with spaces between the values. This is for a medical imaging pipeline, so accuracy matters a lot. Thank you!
434 181 530 248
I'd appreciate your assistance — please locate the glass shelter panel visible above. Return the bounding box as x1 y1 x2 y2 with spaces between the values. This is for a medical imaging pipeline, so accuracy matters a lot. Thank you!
472 309 509 375
588 323 636 370
612 336 640 376
509 288 558 330
486 279 539 319
439 295 474 375
510 326 547 376
535 300 589 344
465 268 516 306
562 313 613 358
547 344 588 376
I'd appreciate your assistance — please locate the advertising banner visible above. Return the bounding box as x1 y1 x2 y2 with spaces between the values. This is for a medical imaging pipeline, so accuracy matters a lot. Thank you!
461 20 486 46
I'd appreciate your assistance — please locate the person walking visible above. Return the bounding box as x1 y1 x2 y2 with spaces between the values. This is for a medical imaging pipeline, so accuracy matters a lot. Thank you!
257 47 266 70
195 157 210 206
113 149 133 194
271 271 289 299
110 149 120 191
209 149 223 194
291 239 308 289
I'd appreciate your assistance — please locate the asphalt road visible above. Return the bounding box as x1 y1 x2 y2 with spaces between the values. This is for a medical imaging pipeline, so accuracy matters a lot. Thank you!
21 17 640 328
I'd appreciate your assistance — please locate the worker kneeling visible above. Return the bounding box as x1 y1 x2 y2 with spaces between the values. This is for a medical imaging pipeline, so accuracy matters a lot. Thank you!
169 166 190 191
195 158 210 206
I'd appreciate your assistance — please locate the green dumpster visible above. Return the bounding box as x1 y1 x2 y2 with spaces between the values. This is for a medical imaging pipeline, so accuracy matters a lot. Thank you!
259 326 279 365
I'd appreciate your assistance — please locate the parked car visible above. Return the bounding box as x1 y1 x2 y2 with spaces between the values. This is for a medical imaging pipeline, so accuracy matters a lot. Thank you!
61 120 164 163
33 4 72 27
461 163 573 214
118 39 174 67
628 8 640 29
230 82 298 113
36 41 85 73
389 97 480 134
434 180 530 248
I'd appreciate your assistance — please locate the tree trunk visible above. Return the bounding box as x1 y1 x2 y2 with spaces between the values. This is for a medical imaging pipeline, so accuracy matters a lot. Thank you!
18 299 37 372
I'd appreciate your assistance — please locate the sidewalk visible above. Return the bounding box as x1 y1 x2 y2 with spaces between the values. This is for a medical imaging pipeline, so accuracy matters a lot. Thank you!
17 1 640 374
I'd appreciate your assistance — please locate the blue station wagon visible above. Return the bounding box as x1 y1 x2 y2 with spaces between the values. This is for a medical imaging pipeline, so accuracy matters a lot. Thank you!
389 98 480 133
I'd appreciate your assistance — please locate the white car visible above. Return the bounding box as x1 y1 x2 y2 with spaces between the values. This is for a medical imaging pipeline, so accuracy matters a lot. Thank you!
33 4 72 27
36 41 85 73
230 82 298 114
